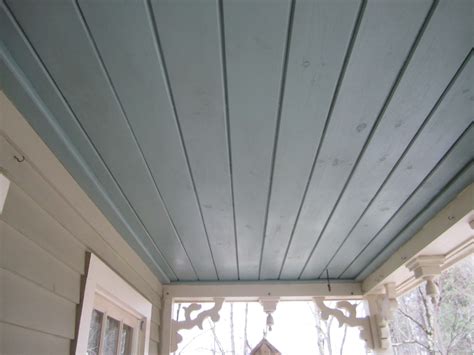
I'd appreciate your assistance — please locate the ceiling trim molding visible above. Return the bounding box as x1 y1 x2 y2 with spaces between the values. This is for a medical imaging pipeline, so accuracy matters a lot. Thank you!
164 280 363 301
362 183 473 294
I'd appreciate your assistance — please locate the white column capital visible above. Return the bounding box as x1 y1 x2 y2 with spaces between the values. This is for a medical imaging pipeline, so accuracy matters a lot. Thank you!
406 255 444 304
259 297 280 313
406 255 444 279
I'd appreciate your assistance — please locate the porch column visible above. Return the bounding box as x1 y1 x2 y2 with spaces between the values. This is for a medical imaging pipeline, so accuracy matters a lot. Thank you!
160 293 173 355
364 283 398 355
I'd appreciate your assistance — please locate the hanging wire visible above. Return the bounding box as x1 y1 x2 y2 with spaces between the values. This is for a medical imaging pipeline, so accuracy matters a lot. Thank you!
326 269 331 292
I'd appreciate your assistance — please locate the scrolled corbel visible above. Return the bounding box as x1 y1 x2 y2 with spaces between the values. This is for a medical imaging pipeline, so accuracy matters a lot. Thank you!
170 298 224 352
314 297 374 350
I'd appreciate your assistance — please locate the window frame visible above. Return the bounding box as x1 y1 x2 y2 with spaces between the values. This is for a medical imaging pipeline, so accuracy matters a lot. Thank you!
76 253 152 355
91 293 140 355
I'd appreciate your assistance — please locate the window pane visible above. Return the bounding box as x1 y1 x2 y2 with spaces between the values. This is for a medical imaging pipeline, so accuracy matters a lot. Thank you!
120 324 133 355
103 316 120 355
86 309 103 355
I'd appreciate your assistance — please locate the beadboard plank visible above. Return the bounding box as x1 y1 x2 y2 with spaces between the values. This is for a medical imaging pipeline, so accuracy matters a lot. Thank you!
223 0 292 279
346 129 474 279
260 0 360 279
302 0 473 279
4 0 198 280
280 0 432 279
316 58 473 278
0 8 174 282
78 0 218 280
150 0 238 280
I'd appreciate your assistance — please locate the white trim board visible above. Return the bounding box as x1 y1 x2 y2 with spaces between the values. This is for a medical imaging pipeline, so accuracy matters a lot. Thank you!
0 172 10 214
75 254 152 355
164 281 363 302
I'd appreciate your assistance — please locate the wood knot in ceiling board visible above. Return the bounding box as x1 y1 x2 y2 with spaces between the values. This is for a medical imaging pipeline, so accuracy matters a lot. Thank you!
253 35 272 51
302 60 311 68
356 122 367 133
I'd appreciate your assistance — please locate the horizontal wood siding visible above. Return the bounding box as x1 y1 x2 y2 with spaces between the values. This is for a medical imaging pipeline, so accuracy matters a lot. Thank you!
0 220 81 303
0 93 162 353
0 269 77 339
0 322 71 355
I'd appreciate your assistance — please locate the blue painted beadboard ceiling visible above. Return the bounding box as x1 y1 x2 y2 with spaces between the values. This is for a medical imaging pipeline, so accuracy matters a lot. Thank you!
1 0 472 283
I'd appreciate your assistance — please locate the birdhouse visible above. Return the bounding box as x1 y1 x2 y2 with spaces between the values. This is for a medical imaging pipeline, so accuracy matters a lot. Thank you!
250 338 282 355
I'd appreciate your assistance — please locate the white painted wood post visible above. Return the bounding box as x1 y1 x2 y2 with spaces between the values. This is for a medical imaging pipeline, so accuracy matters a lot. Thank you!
364 295 393 355
364 283 398 355
160 294 173 355
313 283 397 354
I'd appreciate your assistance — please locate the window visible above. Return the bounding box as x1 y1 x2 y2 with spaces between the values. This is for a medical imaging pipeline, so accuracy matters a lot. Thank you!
76 254 152 355
86 293 141 355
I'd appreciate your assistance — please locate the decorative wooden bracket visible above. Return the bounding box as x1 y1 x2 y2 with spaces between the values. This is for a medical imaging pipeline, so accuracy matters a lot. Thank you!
170 298 224 352
407 256 444 304
314 297 374 350
365 283 398 352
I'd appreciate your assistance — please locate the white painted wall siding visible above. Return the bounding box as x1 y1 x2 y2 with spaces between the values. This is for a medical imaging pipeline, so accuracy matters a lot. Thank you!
0 92 161 355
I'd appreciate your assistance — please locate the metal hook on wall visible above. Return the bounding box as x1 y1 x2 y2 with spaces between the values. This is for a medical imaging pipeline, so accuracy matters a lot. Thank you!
14 155 25 163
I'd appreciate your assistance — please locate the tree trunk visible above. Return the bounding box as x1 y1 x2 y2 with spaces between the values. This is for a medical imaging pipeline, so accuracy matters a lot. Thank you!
327 317 333 355
230 303 236 354
339 325 348 355
174 304 182 355
243 303 250 355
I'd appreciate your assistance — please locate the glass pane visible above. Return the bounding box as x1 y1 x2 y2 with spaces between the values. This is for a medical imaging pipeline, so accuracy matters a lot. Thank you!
120 324 133 355
86 309 103 355
103 316 120 355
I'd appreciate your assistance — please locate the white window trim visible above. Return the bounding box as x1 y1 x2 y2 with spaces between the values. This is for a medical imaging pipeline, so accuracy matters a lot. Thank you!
76 253 152 355
0 171 11 214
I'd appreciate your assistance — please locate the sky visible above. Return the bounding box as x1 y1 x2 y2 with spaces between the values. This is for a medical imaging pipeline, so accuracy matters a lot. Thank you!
173 301 367 355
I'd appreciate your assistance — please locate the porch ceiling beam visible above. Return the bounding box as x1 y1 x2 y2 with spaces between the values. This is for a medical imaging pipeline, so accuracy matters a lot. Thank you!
362 183 474 295
163 281 363 301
